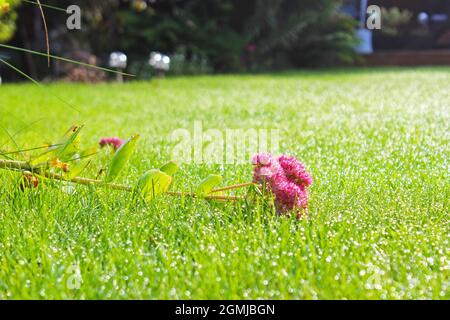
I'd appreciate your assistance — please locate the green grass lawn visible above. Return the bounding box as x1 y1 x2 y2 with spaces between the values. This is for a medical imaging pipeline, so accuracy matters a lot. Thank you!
0 68 448 299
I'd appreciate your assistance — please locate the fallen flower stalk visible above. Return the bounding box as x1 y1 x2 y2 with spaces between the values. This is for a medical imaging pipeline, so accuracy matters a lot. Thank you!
209 182 254 193
1 126 313 216
0 159 243 201
0 159 32 171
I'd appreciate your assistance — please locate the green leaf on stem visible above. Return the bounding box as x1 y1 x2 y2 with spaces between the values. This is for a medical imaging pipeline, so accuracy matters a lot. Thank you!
196 174 223 196
65 160 91 179
105 134 139 182
160 161 179 176
57 125 83 160
30 125 82 167
137 169 172 201
64 148 96 178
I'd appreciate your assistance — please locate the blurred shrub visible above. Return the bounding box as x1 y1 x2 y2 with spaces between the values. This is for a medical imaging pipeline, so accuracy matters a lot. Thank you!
61 50 106 83
243 0 358 69
114 0 245 72
380 7 413 36
5 0 358 77
111 0 358 71
0 0 21 43
169 47 213 75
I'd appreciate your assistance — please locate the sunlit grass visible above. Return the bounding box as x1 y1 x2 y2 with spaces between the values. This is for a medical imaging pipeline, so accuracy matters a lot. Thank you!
0 68 449 299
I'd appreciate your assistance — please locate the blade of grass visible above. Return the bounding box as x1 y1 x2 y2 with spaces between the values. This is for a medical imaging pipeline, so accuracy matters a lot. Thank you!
0 125 25 161
22 0 67 12
0 58 80 112
65 151 98 163
0 44 135 77
0 118 46 151
0 144 61 156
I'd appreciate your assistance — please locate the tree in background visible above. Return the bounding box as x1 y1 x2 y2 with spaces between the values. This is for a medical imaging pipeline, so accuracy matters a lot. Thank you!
102 0 357 73
3 0 358 79
245 0 358 68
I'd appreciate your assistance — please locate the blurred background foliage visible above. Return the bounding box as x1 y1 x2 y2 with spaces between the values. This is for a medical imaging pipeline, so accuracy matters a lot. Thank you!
0 0 20 43
0 0 358 79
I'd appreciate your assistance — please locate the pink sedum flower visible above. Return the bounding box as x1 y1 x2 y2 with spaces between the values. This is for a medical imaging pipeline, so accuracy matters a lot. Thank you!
272 179 309 213
252 153 312 217
251 153 280 184
99 137 124 150
278 155 313 187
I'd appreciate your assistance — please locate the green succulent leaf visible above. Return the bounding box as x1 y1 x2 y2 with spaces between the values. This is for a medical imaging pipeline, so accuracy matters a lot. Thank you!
64 147 97 179
57 125 83 161
29 149 56 167
30 125 82 167
160 160 179 176
196 174 223 196
137 169 172 201
66 160 91 179
105 134 139 182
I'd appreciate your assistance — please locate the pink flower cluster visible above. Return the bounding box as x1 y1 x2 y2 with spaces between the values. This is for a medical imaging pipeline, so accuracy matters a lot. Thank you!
252 153 312 216
99 137 124 150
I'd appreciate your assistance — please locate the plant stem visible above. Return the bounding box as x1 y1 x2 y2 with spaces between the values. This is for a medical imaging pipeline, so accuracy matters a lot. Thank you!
166 191 242 201
36 0 50 67
0 159 32 171
42 171 131 191
42 172 242 200
210 182 254 193
0 159 243 201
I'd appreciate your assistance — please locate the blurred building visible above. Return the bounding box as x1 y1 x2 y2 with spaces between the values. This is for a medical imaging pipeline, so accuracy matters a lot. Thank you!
352 0 450 65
